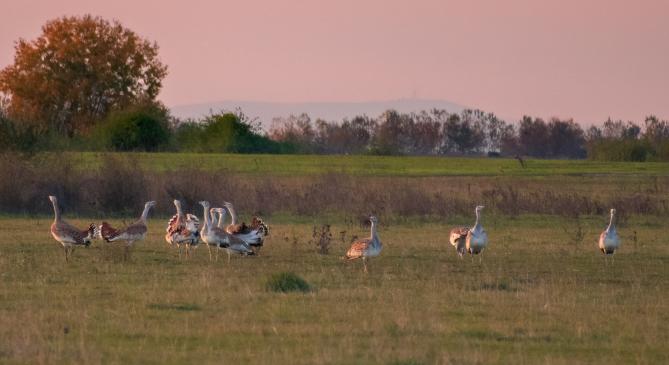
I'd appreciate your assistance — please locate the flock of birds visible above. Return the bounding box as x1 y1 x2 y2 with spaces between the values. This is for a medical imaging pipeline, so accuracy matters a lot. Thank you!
47 195 621 271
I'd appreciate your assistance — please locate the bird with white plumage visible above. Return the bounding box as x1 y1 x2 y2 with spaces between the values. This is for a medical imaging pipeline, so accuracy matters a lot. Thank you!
599 208 620 264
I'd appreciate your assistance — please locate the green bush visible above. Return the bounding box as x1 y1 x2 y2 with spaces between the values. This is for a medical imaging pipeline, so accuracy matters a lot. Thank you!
587 139 655 162
265 272 311 293
97 103 170 151
173 112 291 153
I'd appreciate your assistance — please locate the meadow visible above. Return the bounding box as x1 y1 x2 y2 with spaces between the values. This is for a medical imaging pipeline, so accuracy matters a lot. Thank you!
1 154 668 364
44 152 669 176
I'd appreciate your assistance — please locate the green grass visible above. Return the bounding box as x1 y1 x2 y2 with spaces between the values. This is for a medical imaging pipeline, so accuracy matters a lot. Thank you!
265 272 312 293
1 215 667 364
50 152 669 176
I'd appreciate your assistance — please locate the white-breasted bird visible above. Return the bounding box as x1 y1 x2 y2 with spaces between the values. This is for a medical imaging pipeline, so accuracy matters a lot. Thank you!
99 201 156 260
599 208 620 263
345 215 382 273
165 200 200 258
222 201 269 253
199 201 254 263
48 195 97 262
450 205 488 261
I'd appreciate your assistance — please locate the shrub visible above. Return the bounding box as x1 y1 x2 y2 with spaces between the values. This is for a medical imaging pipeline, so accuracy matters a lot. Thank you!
98 103 170 151
587 139 654 161
265 272 311 293
173 112 289 153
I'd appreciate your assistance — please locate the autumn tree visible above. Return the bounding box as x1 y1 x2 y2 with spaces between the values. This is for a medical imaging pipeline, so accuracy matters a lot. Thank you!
0 15 167 137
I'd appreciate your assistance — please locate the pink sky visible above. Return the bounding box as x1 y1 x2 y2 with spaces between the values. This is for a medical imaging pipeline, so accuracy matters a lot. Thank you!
1 0 667 124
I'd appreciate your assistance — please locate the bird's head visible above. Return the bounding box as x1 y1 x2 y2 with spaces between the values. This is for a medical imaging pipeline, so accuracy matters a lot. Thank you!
369 215 378 224
173 199 181 207
145 201 157 208
223 201 233 209
199 200 210 208
475 205 485 213
48 195 57 204
610 208 616 216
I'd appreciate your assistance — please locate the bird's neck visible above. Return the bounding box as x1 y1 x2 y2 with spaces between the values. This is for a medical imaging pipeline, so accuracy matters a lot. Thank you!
473 210 481 229
139 205 151 223
210 210 218 227
218 213 226 228
606 213 615 232
228 207 238 225
175 204 184 219
51 200 60 223
370 221 377 240
202 205 211 230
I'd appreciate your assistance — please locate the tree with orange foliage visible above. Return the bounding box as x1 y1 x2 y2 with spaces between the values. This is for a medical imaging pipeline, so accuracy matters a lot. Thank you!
0 15 167 137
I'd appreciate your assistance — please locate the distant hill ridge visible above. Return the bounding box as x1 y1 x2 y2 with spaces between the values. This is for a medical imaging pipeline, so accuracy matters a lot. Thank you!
170 99 466 125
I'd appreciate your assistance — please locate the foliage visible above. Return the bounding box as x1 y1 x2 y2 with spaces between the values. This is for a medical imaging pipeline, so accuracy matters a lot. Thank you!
96 103 170 151
174 112 287 153
265 272 312 293
0 15 167 137
585 116 669 161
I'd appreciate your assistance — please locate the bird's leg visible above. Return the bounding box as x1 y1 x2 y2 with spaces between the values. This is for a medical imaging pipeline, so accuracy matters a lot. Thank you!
215 247 219 262
363 257 368 274
124 241 133 261
64 247 69 262
207 245 212 261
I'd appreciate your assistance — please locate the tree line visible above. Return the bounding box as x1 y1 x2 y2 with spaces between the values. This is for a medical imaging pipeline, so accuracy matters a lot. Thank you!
267 111 669 161
1 15 667 161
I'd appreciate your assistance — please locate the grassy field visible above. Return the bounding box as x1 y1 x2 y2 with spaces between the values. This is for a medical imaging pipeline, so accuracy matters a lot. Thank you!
50 152 669 176
1 215 667 364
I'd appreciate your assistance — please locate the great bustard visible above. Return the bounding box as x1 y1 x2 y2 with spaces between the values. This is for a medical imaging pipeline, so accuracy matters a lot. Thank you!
344 215 382 273
223 201 269 253
99 201 156 260
450 205 488 262
199 201 254 263
599 208 620 264
48 195 97 262
165 200 200 258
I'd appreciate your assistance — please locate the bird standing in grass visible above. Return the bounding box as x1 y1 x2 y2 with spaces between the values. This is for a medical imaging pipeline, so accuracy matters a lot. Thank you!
599 208 620 264
99 201 156 260
223 201 269 254
450 205 488 262
345 215 382 273
48 195 97 262
199 201 254 263
165 200 200 258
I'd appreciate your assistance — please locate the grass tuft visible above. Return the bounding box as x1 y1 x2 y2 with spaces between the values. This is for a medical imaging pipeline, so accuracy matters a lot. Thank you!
265 272 312 293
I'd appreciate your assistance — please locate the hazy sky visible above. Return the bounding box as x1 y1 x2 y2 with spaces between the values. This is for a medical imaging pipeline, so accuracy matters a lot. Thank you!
1 0 667 123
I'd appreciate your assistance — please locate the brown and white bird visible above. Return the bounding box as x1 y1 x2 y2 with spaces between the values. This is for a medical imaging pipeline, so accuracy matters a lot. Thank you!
599 208 620 264
99 201 156 259
450 205 488 261
48 195 97 262
165 200 200 258
345 215 382 273
222 201 269 253
199 201 255 262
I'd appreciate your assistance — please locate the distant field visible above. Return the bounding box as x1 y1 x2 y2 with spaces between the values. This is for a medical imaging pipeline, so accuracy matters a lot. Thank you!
56 152 669 176
1 216 667 364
